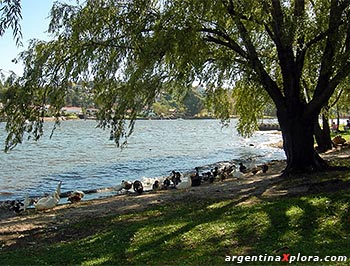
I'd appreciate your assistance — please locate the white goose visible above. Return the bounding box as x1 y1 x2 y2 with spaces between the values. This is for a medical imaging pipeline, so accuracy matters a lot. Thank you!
175 176 192 190
113 183 124 191
23 193 30 212
232 169 244 178
34 181 62 211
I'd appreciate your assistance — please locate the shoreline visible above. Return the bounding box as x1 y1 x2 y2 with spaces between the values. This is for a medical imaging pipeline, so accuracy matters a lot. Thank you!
2 139 345 206
0 158 271 205
3 141 347 215
0 157 287 220
1 143 347 208
1 148 350 264
1 146 350 249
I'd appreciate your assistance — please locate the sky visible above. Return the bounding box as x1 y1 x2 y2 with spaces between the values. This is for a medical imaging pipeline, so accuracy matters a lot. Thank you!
0 0 67 76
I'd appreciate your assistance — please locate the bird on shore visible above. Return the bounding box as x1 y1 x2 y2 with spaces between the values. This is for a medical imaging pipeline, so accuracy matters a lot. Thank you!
262 164 269 173
191 176 202 186
239 163 247 173
210 167 219 183
162 177 171 189
67 190 85 203
133 180 144 194
171 171 182 186
140 177 152 186
176 176 192 190
251 167 260 175
219 165 236 181
191 167 202 186
10 194 30 213
232 169 244 178
152 180 160 190
249 164 269 175
34 181 62 211
113 183 123 191
121 180 133 191
202 171 212 181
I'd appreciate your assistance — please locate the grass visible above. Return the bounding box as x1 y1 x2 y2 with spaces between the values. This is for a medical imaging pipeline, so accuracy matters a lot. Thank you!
331 128 350 141
1 191 350 265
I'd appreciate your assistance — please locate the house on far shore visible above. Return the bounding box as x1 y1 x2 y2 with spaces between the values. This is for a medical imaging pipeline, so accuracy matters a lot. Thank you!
61 106 83 117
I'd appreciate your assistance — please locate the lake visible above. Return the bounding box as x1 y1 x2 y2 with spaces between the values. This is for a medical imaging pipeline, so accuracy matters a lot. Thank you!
0 119 285 201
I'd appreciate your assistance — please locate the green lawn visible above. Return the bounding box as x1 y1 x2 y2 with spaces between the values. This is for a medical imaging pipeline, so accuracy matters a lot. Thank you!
1 191 350 265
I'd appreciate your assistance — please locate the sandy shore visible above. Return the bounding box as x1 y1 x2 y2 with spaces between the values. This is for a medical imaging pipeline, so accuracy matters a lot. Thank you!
1 146 350 249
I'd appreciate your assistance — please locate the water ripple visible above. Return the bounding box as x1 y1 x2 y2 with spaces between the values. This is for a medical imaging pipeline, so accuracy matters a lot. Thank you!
0 119 285 200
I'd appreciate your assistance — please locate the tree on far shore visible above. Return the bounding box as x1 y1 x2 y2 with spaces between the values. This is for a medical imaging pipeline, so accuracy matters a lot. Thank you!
2 0 350 175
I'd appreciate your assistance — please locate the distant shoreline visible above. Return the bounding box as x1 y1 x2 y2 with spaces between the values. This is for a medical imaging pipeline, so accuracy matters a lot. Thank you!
41 116 236 122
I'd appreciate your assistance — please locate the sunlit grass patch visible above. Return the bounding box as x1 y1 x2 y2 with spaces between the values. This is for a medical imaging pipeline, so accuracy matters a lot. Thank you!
206 199 233 210
236 210 271 237
306 196 331 207
286 205 304 227
82 256 111 266
279 230 303 245
1 191 350 265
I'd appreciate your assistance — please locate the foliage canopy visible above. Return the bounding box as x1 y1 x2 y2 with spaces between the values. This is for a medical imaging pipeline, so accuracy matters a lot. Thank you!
1 0 350 172
0 0 22 46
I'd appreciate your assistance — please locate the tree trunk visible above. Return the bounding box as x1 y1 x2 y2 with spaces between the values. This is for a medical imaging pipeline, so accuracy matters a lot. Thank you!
314 114 333 153
277 107 329 175
336 107 340 129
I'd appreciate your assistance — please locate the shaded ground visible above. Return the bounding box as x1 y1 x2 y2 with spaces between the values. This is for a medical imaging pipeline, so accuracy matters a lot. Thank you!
1 147 350 251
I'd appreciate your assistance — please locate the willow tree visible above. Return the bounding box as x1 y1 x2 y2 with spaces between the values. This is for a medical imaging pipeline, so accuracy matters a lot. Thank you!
0 0 22 46
2 0 350 174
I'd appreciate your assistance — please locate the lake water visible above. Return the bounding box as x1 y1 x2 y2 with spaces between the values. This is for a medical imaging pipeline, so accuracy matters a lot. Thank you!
0 119 285 201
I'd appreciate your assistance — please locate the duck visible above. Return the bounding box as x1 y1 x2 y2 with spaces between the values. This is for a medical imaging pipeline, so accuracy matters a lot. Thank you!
261 164 269 173
220 165 234 181
239 163 247 173
250 166 260 175
113 183 124 191
10 194 30 213
121 180 133 190
162 177 171 189
152 180 160 190
212 167 219 178
176 176 192 190
67 190 85 203
191 176 202 186
232 169 244 178
171 171 182 186
133 180 144 194
34 181 62 211
141 177 153 186
191 167 202 186
249 164 269 175
9 200 24 213
202 171 212 181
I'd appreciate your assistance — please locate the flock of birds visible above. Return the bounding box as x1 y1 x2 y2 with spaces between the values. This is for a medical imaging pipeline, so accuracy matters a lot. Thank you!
7 181 86 213
5 161 268 215
101 161 268 195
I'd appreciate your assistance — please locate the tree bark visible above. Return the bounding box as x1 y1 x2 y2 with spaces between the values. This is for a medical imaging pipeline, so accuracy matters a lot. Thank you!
277 106 329 175
314 114 333 153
